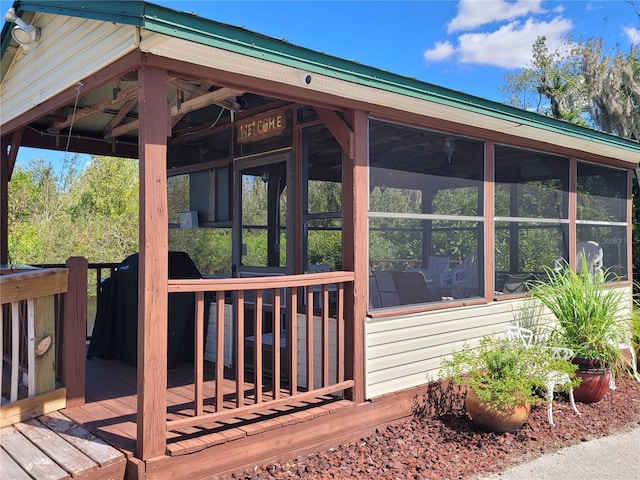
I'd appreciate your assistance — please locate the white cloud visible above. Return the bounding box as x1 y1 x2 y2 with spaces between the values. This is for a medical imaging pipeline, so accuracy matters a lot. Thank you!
426 16 573 69
447 0 546 33
424 41 457 61
623 26 640 45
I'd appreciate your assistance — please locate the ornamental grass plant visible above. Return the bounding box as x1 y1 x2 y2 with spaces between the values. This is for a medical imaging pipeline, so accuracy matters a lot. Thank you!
528 257 626 371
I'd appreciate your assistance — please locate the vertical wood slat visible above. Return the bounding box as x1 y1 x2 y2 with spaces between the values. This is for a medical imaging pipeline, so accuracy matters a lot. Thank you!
194 292 204 416
321 286 329 387
306 287 314 389
235 290 245 408
34 296 55 396
11 301 19 402
336 284 345 384
272 289 281 400
254 290 263 404
215 291 225 412
27 299 35 397
288 288 298 395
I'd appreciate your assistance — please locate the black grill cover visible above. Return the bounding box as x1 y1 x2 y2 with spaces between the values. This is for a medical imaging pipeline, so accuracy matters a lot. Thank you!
88 251 204 367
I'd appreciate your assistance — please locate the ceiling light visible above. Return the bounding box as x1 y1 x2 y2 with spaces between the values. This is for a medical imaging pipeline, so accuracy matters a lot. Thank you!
4 8 40 46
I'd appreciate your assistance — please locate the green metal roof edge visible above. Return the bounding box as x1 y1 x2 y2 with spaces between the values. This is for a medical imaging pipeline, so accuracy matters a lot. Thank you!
12 1 145 26
4 1 640 156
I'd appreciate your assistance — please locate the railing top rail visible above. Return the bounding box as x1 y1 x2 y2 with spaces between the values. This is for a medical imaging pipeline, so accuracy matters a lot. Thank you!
168 271 355 293
0 268 69 304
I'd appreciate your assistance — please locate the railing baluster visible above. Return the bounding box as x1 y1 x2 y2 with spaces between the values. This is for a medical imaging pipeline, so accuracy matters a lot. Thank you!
272 288 281 400
306 287 314 390
288 288 297 396
236 290 245 408
194 291 204 416
27 299 35 397
322 285 329 387
254 289 263 404
337 284 345 384
215 291 225 412
10 302 19 402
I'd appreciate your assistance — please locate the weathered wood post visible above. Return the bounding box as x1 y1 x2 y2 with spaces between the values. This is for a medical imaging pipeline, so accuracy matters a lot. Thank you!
63 256 88 408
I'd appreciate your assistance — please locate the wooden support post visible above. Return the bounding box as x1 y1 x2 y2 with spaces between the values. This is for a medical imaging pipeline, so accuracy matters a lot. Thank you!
63 256 88 408
136 65 170 461
1 143 9 265
343 109 368 404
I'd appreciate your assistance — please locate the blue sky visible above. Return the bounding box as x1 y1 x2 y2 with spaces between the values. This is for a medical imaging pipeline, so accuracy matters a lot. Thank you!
4 0 639 170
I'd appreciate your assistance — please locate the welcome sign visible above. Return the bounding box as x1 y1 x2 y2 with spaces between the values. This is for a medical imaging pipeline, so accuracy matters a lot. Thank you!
237 110 286 143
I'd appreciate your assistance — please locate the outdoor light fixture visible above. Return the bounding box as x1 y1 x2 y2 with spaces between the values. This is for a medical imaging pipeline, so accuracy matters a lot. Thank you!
4 8 40 46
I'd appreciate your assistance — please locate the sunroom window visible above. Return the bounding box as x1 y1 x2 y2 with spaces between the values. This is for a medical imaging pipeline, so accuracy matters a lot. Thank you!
494 146 569 295
368 119 484 309
576 162 628 280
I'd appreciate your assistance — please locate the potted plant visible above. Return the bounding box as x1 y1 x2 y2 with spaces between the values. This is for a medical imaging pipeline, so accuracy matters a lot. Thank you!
529 258 626 403
439 336 577 433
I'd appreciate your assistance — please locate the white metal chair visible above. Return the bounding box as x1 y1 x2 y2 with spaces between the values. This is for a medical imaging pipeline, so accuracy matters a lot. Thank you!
607 328 640 390
504 325 581 426
576 240 604 279
439 252 478 299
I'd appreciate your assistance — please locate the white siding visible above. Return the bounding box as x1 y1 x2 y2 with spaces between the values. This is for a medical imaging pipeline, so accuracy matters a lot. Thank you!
1 13 138 124
365 286 633 399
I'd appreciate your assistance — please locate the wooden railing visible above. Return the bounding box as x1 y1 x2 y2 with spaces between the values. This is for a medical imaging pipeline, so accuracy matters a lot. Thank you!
0 267 69 426
166 271 355 431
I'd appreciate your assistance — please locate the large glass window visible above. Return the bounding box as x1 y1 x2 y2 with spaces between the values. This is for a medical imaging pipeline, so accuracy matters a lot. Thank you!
494 146 569 294
577 162 628 280
368 119 484 309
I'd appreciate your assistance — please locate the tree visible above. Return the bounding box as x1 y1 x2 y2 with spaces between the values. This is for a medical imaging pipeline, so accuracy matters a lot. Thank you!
501 36 639 140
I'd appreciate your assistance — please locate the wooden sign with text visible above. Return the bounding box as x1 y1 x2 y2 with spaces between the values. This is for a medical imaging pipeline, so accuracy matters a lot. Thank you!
237 111 286 143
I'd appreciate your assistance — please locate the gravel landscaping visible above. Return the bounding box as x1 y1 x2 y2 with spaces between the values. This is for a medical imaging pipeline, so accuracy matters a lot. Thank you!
220 376 640 479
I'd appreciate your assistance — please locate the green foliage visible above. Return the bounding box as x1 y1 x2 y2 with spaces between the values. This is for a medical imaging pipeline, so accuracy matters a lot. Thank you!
440 336 578 409
529 258 626 368
8 155 139 265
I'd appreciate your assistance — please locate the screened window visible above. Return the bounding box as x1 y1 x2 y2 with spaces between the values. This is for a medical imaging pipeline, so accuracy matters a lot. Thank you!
368 119 484 309
303 124 343 270
576 163 628 280
494 146 569 294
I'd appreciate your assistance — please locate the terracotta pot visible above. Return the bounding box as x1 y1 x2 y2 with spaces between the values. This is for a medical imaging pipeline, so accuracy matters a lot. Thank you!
572 357 610 403
464 388 530 434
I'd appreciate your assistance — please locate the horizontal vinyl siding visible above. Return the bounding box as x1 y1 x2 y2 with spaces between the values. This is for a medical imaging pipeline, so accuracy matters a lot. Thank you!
365 286 633 399
1 13 137 125
364 301 521 399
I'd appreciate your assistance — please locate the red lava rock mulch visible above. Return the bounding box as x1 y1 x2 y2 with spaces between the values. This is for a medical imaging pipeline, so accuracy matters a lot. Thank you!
219 377 640 479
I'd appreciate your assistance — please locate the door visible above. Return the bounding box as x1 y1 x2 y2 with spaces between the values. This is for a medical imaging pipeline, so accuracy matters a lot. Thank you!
232 151 291 275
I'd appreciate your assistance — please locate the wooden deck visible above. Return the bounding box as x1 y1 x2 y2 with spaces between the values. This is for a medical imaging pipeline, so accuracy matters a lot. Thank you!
2 352 424 479
55 355 357 479
0 410 126 480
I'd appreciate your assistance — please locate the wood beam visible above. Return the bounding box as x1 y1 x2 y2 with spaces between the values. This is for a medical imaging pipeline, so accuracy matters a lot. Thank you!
51 86 138 132
315 108 354 160
343 109 368 404
103 97 138 137
136 65 170 461
110 87 244 138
